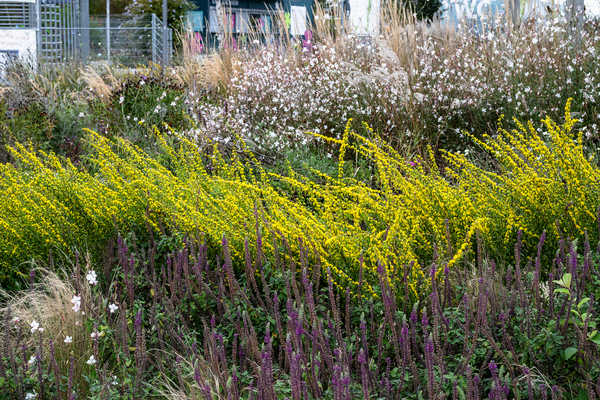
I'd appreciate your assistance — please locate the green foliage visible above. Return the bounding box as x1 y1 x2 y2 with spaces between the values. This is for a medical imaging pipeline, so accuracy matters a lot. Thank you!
95 74 192 149
401 0 443 20
0 102 55 163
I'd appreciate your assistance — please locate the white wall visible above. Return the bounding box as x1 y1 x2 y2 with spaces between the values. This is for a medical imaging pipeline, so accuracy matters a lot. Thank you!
0 29 37 79
348 0 380 35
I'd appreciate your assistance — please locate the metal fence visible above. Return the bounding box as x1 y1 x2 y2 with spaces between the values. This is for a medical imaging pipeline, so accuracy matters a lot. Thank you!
0 1 36 28
38 10 172 66
84 15 172 66
38 0 81 63
1 0 172 67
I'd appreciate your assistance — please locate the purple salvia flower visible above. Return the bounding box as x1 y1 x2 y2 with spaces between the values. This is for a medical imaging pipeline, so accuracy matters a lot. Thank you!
424 335 436 400
548 272 555 318
473 374 480 400
332 363 342 400
345 288 351 337
378 274 402 367
358 348 369 399
400 323 410 387
194 362 202 387
443 265 451 309
514 230 525 308
489 360 507 399
466 366 473 400
128 255 135 305
260 325 275 400
453 380 458 400
289 348 302 400
551 385 560 400
524 367 534 400
540 384 548 400
134 310 146 373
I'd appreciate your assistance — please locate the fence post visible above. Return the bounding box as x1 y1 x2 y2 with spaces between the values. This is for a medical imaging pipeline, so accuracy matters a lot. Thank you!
80 0 90 62
152 14 157 64
36 0 41 66
162 0 168 66
106 0 111 63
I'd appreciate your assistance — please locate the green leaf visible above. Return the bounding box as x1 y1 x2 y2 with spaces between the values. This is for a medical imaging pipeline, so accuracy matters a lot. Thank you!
554 288 570 295
563 347 577 360
589 331 600 345
562 273 572 289
577 297 590 309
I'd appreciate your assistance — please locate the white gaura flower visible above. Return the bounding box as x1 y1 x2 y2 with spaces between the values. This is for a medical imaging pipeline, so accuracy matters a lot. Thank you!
119 96 125 104
86 355 97 365
28 355 36 365
71 295 81 313
30 320 40 334
108 303 119 314
25 392 37 400
64 336 73 344
86 270 98 286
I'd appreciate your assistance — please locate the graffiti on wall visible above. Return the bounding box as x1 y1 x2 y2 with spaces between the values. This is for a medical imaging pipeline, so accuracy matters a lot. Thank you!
443 0 504 24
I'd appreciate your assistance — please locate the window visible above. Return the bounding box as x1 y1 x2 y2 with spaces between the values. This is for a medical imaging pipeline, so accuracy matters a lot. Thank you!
0 2 35 29
249 13 262 32
186 10 204 32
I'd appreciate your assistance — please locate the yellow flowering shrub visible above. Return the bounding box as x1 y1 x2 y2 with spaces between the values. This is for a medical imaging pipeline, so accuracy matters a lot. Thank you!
444 98 600 258
0 100 597 299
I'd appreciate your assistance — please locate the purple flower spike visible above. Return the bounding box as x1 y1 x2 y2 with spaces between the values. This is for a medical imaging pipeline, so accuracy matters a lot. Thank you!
489 360 498 375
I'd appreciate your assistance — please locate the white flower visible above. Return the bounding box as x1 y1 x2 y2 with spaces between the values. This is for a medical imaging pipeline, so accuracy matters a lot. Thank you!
108 303 118 314
71 295 81 313
11 316 19 324
30 320 40 333
25 392 37 400
78 112 85 118
86 355 97 365
86 270 97 286
28 355 36 365
119 96 125 104
64 336 73 344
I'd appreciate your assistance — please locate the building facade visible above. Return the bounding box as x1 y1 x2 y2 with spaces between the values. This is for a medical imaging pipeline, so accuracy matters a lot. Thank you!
187 0 314 41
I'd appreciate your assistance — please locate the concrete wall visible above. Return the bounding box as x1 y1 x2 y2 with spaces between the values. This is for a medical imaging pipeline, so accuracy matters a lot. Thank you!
0 29 37 80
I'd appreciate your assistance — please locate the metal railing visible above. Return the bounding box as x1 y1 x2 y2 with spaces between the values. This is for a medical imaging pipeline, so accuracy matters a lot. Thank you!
151 13 171 65
0 1 36 28
36 13 172 66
